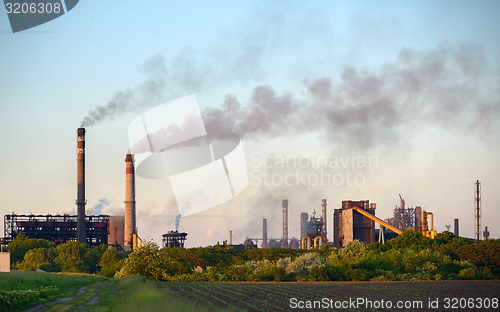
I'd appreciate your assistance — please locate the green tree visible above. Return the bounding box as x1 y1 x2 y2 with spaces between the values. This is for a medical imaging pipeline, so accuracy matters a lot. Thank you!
368 242 390 253
7 234 55 267
99 249 125 278
117 241 190 281
386 229 433 250
16 247 57 271
434 231 456 245
83 244 107 274
54 241 86 272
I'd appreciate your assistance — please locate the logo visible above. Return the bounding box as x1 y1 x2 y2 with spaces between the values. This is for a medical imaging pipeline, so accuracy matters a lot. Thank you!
128 95 248 216
4 0 79 33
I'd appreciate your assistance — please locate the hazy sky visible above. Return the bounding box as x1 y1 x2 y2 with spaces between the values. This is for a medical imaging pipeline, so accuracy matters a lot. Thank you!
1 0 499 247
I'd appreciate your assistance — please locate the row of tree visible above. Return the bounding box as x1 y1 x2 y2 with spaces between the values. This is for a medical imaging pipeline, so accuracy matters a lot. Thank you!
7 234 126 276
7 231 500 281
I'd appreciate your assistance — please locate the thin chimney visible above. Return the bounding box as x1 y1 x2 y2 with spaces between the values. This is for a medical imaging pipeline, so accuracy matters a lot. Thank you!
76 128 86 243
322 199 327 241
262 219 267 249
124 154 136 250
282 199 288 248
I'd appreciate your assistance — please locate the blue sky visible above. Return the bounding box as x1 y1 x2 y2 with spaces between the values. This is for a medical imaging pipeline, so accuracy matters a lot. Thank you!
1 1 499 247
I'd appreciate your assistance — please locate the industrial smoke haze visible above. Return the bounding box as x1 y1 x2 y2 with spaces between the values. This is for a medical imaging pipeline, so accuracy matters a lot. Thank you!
175 214 181 231
93 198 110 216
85 197 110 216
80 55 168 128
203 42 499 148
112 42 500 154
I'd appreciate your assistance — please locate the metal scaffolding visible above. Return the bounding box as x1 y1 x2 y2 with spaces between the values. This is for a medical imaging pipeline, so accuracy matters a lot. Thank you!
4 214 109 246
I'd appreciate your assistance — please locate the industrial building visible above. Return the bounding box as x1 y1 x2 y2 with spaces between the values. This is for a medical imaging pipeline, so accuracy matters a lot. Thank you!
1 127 488 251
108 216 125 251
300 199 328 249
334 200 376 248
385 194 422 231
245 199 301 249
162 231 188 248
2 128 141 251
3 214 109 246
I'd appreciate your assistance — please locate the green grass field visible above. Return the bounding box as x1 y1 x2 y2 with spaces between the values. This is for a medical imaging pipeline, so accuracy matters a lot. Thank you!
0 272 103 311
0 272 232 312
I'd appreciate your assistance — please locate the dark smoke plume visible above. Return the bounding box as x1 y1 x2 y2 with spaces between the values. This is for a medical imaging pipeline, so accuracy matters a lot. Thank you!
80 55 168 127
79 1 328 128
84 42 499 151
203 42 499 148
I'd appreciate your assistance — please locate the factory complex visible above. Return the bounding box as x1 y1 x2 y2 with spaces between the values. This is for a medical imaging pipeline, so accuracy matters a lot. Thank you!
1 128 490 251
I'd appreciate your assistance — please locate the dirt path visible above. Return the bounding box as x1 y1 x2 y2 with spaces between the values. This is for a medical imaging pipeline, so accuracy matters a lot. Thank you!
21 286 89 312
22 281 118 312
72 284 107 311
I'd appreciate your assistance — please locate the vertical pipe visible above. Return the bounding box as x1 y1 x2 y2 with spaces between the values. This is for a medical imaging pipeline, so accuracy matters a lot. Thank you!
282 199 288 248
422 211 428 232
428 212 434 231
76 128 86 243
262 219 267 249
124 154 136 250
229 230 232 245
475 180 481 241
321 199 327 241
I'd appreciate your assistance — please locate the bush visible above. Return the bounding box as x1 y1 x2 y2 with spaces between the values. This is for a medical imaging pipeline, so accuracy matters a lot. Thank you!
0 286 58 311
277 252 326 275
345 268 370 281
310 264 346 281
117 241 190 281
328 240 372 266
458 267 477 280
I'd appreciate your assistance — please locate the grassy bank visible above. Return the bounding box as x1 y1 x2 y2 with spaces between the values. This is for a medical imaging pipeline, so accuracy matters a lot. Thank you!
0 272 104 311
1 272 232 312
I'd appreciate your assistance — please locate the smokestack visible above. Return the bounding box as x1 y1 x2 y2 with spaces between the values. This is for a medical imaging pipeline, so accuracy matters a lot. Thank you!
454 218 459 237
76 128 86 243
124 154 136 250
282 199 288 248
322 199 327 241
262 219 267 249
229 230 232 245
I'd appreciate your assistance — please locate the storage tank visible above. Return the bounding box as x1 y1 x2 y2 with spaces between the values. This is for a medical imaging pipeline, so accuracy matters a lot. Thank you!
290 238 300 249
268 239 279 248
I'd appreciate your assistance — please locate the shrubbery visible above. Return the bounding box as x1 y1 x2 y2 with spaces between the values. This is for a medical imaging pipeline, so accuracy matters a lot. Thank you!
0 286 58 310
